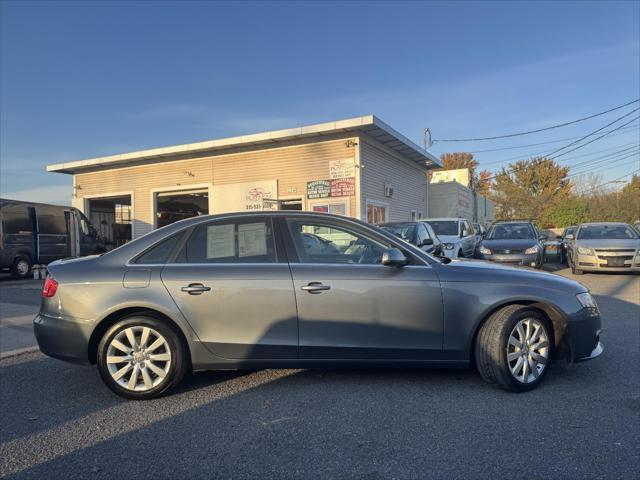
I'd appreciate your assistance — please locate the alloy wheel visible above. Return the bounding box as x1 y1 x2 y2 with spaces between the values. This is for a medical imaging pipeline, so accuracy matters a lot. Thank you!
506 318 549 384
15 260 30 276
106 326 172 391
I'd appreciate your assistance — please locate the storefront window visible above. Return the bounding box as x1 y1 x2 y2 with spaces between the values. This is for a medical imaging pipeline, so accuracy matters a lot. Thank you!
311 202 346 216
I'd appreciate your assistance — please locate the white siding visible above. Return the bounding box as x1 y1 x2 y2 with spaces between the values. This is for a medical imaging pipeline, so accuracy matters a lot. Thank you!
359 133 427 223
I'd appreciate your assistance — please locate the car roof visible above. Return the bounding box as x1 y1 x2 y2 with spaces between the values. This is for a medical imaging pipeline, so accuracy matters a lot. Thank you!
579 222 630 227
378 222 418 226
422 218 464 222
492 220 534 225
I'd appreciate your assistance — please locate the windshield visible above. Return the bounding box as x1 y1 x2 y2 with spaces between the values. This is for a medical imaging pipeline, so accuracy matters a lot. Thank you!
486 223 536 240
577 225 639 240
564 227 576 237
426 221 458 236
379 224 416 243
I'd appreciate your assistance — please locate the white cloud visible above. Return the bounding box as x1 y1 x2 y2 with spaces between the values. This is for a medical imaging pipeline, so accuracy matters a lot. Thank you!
2 185 72 206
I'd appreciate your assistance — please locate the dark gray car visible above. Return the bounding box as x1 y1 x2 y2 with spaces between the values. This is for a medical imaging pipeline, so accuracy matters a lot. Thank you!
477 221 546 268
34 212 602 399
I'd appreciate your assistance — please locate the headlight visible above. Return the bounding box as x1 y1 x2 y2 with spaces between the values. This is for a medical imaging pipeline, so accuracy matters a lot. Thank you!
479 246 492 255
524 245 540 255
444 243 454 250
576 292 598 310
577 247 593 255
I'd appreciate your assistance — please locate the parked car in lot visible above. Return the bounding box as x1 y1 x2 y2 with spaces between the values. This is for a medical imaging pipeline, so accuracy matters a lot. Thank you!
34 211 603 399
421 218 476 258
558 226 577 264
0 199 104 278
378 221 443 256
567 222 640 275
476 221 546 268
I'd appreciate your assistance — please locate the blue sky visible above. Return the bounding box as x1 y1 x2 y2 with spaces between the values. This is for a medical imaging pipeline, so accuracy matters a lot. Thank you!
1 0 639 204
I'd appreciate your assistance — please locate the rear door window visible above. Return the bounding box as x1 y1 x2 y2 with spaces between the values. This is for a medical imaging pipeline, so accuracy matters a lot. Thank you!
178 219 277 263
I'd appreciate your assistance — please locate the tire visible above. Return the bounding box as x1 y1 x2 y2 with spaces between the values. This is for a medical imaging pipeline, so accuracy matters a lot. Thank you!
475 305 552 392
11 256 32 279
97 315 188 400
571 261 583 275
457 249 465 258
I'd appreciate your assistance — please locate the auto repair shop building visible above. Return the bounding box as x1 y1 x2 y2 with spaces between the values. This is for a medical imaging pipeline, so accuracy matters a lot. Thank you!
47 115 441 248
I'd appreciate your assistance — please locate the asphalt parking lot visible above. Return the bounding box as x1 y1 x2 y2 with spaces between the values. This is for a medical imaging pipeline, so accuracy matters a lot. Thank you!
0 267 638 479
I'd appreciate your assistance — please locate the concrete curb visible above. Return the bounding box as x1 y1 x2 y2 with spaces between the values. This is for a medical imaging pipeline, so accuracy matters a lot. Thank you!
0 346 39 360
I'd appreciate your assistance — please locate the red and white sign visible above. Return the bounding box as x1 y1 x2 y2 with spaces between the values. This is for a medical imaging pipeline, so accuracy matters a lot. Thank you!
330 177 355 197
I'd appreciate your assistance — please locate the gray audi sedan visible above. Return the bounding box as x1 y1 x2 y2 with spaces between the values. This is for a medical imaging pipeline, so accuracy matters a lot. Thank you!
34 212 602 399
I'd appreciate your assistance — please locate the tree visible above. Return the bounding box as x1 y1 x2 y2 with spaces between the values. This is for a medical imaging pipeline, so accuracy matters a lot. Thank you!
476 170 493 196
546 196 590 227
490 157 572 225
437 152 479 185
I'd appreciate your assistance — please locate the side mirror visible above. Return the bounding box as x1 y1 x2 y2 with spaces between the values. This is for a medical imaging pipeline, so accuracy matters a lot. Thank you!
381 248 408 267
565 233 574 240
420 238 434 246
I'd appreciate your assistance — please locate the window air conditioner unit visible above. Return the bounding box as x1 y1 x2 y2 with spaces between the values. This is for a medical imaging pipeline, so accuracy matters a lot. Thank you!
384 183 394 198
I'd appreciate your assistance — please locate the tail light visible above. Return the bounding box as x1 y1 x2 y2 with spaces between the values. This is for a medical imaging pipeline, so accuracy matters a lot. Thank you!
42 277 59 298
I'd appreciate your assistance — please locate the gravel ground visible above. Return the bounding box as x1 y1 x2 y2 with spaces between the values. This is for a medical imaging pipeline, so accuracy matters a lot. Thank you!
0 268 638 479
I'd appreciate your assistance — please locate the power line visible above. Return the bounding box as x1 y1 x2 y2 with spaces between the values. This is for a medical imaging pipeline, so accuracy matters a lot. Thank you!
477 138 640 168
550 114 640 160
432 98 640 142
468 124 639 154
568 153 640 178
478 141 639 184
545 108 639 158
574 168 639 195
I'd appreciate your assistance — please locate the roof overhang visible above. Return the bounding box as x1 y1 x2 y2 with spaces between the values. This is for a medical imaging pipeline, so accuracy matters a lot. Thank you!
47 115 442 174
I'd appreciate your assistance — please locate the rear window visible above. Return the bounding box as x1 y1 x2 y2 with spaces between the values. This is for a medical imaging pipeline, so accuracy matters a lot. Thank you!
134 233 184 264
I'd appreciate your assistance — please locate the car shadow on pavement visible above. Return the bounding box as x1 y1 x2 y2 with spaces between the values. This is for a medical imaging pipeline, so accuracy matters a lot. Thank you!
2 292 638 479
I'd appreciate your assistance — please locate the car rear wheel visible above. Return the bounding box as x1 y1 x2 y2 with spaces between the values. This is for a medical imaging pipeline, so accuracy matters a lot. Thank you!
11 256 32 278
475 305 552 392
97 315 188 400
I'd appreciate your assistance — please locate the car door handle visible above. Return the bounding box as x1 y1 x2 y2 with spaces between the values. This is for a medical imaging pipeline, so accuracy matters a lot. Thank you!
181 283 211 295
301 282 331 294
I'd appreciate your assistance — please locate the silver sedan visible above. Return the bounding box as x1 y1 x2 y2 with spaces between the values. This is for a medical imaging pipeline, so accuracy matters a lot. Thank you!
568 222 640 274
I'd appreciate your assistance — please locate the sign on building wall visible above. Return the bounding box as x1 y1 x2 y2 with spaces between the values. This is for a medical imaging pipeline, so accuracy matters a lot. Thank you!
329 159 356 179
330 178 355 197
212 180 278 213
307 180 331 199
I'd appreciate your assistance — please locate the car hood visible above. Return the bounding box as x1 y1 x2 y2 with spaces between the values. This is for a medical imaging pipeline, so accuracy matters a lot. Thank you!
435 258 587 293
481 239 538 250
575 239 640 249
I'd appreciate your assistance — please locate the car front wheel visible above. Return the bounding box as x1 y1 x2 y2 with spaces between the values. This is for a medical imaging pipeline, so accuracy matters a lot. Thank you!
97 315 188 400
475 305 552 392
